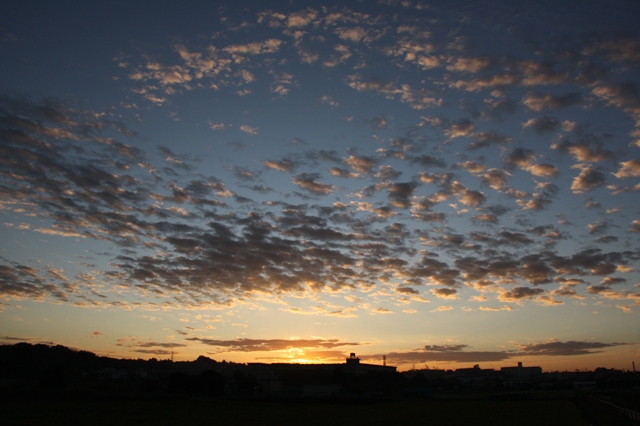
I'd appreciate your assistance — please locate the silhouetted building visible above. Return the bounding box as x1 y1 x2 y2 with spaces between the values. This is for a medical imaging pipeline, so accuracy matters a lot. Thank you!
454 364 495 377
501 362 542 378
246 352 396 379
345 353 397 375
240 353 395 397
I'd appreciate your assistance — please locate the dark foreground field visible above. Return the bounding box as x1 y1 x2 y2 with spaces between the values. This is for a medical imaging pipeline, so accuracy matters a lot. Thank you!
1 397 597 426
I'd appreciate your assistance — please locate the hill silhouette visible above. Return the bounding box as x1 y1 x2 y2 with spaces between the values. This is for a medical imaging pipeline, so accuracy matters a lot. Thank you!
0 343 231 400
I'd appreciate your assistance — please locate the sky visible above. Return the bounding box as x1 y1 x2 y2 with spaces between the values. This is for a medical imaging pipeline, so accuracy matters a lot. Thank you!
1 0 639 372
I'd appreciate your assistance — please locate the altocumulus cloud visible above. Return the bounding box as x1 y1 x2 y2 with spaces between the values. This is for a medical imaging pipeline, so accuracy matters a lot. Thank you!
1 0 640 368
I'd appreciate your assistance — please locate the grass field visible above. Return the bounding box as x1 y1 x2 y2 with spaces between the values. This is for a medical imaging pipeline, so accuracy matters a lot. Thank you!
1 398 592 426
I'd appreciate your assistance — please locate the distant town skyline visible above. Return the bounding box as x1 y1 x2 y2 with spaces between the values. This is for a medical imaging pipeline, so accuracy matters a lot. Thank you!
1 0 639 372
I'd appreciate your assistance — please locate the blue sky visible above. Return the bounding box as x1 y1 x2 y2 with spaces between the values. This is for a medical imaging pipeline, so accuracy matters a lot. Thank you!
1 0 639 371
